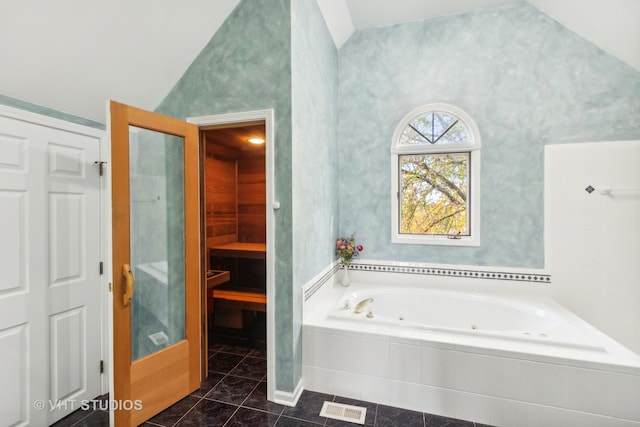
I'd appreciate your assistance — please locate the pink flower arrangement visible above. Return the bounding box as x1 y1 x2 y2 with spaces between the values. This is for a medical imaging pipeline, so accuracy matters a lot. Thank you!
336 233 363 267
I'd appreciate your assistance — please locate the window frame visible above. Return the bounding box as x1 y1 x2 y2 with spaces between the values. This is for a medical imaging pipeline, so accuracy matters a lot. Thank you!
391 103 481 246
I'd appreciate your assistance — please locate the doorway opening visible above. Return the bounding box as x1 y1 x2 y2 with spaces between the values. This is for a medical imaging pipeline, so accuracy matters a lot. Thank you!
191 110 275 401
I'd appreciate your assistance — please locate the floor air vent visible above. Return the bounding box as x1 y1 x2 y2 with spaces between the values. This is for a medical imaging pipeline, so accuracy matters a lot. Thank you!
319 401 366 424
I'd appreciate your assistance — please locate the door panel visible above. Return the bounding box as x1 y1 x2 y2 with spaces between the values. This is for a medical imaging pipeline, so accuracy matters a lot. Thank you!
110 101 200 426
0 111 102 426
47 131 102 422
0 324 28 425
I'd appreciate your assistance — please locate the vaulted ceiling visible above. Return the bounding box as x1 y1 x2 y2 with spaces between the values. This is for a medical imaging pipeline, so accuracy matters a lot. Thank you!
0 0 637 123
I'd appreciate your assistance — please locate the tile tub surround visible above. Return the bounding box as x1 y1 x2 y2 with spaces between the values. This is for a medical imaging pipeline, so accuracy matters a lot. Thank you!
52 339 489 427
302 265 640 427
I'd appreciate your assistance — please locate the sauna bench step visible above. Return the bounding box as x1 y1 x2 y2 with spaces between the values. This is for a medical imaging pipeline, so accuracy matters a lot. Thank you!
210 285 266 312
206 270 231 288
210 242 266 259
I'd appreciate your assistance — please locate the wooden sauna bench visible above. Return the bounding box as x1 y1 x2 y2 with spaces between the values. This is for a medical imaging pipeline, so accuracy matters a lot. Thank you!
210 242 266 260
209 242 266 312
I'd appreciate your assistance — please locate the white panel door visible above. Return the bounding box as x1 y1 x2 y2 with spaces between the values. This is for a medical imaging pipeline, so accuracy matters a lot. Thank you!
0 110 102 426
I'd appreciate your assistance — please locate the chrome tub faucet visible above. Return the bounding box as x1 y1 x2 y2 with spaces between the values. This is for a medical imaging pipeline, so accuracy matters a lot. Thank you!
354 298 374 314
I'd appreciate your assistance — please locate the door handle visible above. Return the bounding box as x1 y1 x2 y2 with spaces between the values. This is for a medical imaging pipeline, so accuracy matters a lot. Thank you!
122 264 135 306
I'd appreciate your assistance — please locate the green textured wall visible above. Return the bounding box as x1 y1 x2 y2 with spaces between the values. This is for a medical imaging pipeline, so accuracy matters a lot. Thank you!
291 0 339 392
155 0 297 392
0 94 105 129
338 3 640 268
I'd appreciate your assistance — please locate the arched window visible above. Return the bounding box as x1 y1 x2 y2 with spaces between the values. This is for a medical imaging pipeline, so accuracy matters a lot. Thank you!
391 104 481 246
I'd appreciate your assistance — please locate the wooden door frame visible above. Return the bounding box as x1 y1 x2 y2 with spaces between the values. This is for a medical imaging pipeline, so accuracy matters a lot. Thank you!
188 109 275 402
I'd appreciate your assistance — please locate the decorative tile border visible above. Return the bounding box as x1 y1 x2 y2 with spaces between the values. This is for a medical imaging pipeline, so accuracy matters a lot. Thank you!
303 261 551 302
303 263 340 302
351 262 552 283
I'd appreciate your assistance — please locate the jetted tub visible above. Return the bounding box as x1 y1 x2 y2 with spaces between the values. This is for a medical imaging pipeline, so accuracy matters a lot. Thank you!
303 279 640 426
328 287 604 352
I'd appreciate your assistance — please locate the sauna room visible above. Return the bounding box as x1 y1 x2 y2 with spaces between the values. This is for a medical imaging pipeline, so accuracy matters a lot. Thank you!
202 121 267 349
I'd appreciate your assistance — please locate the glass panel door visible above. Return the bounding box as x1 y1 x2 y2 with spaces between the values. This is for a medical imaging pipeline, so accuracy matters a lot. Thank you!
110 101 200 427
129 126 185 360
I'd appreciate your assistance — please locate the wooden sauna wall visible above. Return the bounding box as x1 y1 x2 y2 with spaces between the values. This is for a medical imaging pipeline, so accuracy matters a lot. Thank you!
204 137 266 247
205 144 237 248
236 152 266 292
237 153 266 243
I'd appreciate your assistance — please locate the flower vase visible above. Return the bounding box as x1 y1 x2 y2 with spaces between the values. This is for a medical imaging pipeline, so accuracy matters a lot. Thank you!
341 264 351 287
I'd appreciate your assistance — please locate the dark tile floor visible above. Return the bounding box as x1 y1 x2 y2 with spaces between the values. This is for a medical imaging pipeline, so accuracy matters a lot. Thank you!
52 331 492 427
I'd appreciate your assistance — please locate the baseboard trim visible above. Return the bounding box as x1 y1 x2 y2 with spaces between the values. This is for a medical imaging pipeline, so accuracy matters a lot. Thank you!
273 378 304 407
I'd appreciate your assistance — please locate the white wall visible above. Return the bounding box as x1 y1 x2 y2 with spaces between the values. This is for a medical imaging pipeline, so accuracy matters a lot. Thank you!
317 1 640 71
546 140 640 355
529 0 640 72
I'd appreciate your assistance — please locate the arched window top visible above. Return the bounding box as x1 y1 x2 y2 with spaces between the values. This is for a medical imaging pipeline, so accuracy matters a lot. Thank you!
392 103 480 153
390 103 481 246
400 110 470 145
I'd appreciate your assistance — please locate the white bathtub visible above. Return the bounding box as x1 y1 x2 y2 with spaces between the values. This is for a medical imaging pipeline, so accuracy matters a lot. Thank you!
328 287 605 352
303 273 640 427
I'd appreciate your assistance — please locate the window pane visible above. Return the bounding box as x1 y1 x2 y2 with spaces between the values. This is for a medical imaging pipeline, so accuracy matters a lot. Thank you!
406 114 435 144
399 124 429 145
434 120 470 145
430 112 457 141
399 153 469 235
399 111 470 146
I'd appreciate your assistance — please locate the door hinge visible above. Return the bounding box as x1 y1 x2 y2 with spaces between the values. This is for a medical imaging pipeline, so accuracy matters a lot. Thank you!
94 161 107 176
100 360 104 374
99 261 104 275
108 282 112 292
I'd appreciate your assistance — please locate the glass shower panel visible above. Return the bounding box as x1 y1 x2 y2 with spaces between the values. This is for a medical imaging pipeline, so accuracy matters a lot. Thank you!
129 125 186 361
